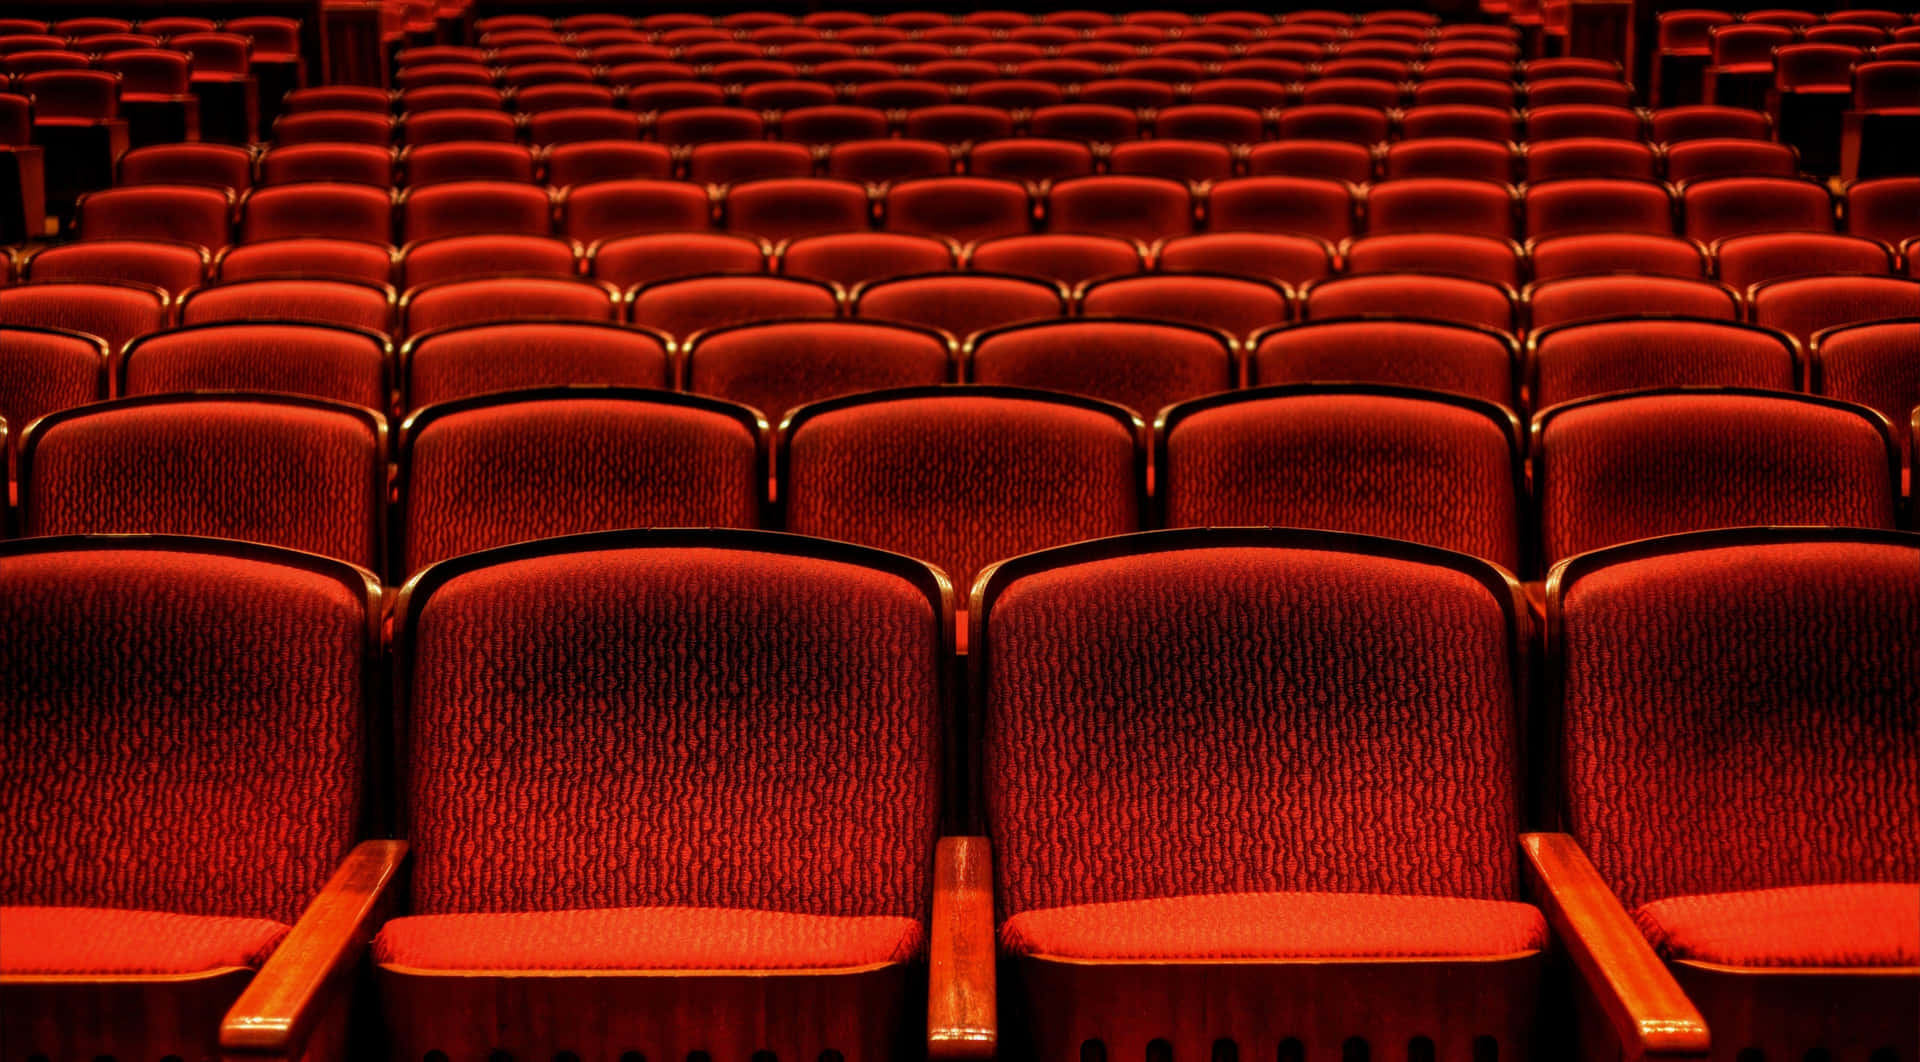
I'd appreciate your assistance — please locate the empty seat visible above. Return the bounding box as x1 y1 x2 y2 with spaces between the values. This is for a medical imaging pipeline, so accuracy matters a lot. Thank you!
782 386 1142 595
1522 137 1660 182
776 105 890 147
1663 138 1799 183
1749 274 1920 350
684 142 814 187
724 178 872 243
1810 317 1920 455
685 319 951 423
967 234 1147 288
1028 104 1142 144
977 529 1559 1062
1526 76 1635 108
1381 139 1517 184
586 232 766 289
240 183 394 244
1525 179 1676 239
1243 140 1376 185
1528 274 1740 331
1080 79 1179 113
216 238 394 286
1306 273 1518 334
403 142 536 187
364 529 954 1062
0 535 382 1062
117 143 252 194
850 81 951 112
402 320 671 410
399 389 764 574
854 272 1065 342
902 103 1017 145
824 139 952 184
1206 177 1359 244
120 321 390 412
258 143 394 186
1545 528 1918 1062
1527 233 1709 281
1273 104 1393 145
398 234 579 289
619 79 725 112
0 280 169 354
73 184 231 249
1681 177 1834 244
23 240 207 293
401 109 518 148
965 139 1093 185
653 106 766 147
273 110 394 147
1648 104 1772 143
1106 140 1236 184
968 318 1235 420
1529 316 1800 409
1524 103 1644 140
1410 79 1520 110
628 275 840 342
1843 177 1920 246
1047 177 1195 244
542 141 673 189
1152 105 1268 145
1077 273 1293 339
1249 318 1519 409
883 177 1033 245
1715 232 1894 290
780 232 956 289
1343 233 1524 287
282 85 390 114
1366 178 1517 240
1534 390 1898 567
398 180 553 243
401 276 619 336
556 180 714 244
1160 385 1524 572
178 278 396 334
18 393 386 569
1300 77 1404 110
1154 233 1336 288
0 325 106 475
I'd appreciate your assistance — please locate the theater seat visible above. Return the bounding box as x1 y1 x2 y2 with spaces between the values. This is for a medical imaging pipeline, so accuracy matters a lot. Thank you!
684 318 953 423
967 317 1236 420
401 321 672 411
1248 318 1520 410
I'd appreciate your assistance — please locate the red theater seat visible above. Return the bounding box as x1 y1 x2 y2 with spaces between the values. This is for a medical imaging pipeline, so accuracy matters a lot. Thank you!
1527 274 1740 331
1249 317 1519 409
556 180 714 244
215 239 395 287
779 232 957 289
1343 233 1524 287
1810 317 1920 454
1714 231 1895 290
399 180 554 242
179 278 395 334
120 321 390 413
853 272 1067 342
1305 274 1518 335
401 320 671 411
684 318 952 423
628 275 840 344
23 240 208 293
240 183 395 244
966 234 1147 287
1527 233 1709 281
0 325 107 476
0 280 170 355
1527 316 1800 409
967 317 1235 420
401 276 620 336
397 235 579 289
1077 272 1293 340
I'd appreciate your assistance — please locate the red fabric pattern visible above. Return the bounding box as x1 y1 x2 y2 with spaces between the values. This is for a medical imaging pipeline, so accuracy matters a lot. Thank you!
1251 320 1514 408
124 322 388 412
686 320 950 422
373 906 924 970
970 319 1233 420
1633 884 1920 967
0 906 288 974
1002 891 1547 961
406 322 670 409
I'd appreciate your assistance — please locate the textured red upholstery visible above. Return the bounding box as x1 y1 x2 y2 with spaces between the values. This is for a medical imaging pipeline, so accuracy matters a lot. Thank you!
373 907 924 970
1527 275 1738 331
1648 105 1772 143
1844 177 1920 245
123 322 388 412
1523 138 1660 182
1554 536 1920 911
217 239 395 286
685 141 815 185
1250 319 1516 407
1046 176 1195 244
0 907 288 974
686 320 950 422
967 234 1145 286
399 234 579 288
588 233 765 289
1163 389 1521 572
1029 103 1140 141
1525 179 1676 239
403 277 617 336
883 176 1033 244
402 543 942 918
628 276 837 340
778 105 890 146
1002 892 1547 960
984 541 1525 917
1663 139 1797 184
1153 104 1267 144
1713 232 1893 290
855 273 1063 339
24 240 208 293
556 180 713 244
181 279 394 334
1106 140 1235 184
1530 318 1797 409
403 108 518 147
403 143 537 188
1305 274 1516 333
784 390 1139 594
1812 319 1920 453
22 398 385 570
0 281 170 354
258 144 394 188
1750 275 1920 349
403 392 761 572
0 544 370 924
1396 105 1519 143
274 110 394 146
725 179 872 243
1380 138 1517 184
240 183 394 244
1274 103 1392 144
902 104 1018 145
970 319 1234 419
544 141 675 189
1527 234 1707 281
75 184 231 249
404 322 670 409
1633 884 1920 967
1536 392 1897 566
965 139 1093 184
825 138 953 183
400 181 553 243
1208 177 1358 244
1682 178 1835 244
1155 233 1335 287
1244 140 1376 184
1343 233 1522 286
1525 104 1645 141
119 143 254 193
0 327 106 473
1368 178 1517 240
1082 274 1291 337
781 232 955 288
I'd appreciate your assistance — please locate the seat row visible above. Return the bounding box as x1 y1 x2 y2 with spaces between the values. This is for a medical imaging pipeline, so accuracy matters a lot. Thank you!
4 524 1914 1061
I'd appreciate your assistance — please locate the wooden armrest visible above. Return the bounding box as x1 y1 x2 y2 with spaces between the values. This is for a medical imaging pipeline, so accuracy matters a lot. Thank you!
928 835 997 1061
1521 833 1709 1062
220 839 410 1059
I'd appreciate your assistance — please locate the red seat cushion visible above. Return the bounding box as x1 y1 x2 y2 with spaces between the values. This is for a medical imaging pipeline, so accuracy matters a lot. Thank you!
1633 883 1920 967
373 907 925 971
0 906 288 975
1001 892 1548 961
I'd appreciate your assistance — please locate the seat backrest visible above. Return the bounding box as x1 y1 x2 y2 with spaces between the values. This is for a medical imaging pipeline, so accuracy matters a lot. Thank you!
1524 178 1675 240
1749 274 1920 350
401 320 670 410
397 234 579 289
1647 104 1771 143
1523 138 1658 182
274 110 395 147
1242 140 1376 185
24 240 209 294
119 143 254 194
179 278 396 334
1368 178 1518 240
966 138 1094 184
1681 177 1835 243
627 275 838 342
1533 389 1898 567
782 386 1143 594
854 272 1065 342
259 144 395 188
399 389 765 574
543 140 673 189
1206 177 1359 244
397 530 948 917
1809 317 1920 454
0 281 171 355
1526 233 1707 282
0 537 378 924
241 182 395 244
1342 233 1523 287
1155 233 1336 288
556 179 714 244
685 319 952 423
401 276 619 336
1526 274 1739 331
121 321 390 412
216 238 395 287
1548 529 1920 909
685 140 815 186
1523 103 1643 141
1160 386 1524 573
75 184 233 250
1047 176 1197 245
402 142 536 187
1305 273 1517 334
586 232 766 289
20 394 388 571
399 180 553 243
1842 177 1920 246
1662 138 1798 184
1713 232 1894 290
1528 315 1799 409
1380 138 1517 185
1077 273 1293 339
0 326 107 474
968 318 1236 421
779 232 955 289
1104 139 1237 184
1249 317 1519 409
978 529 1528 918
883 176 1034 245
